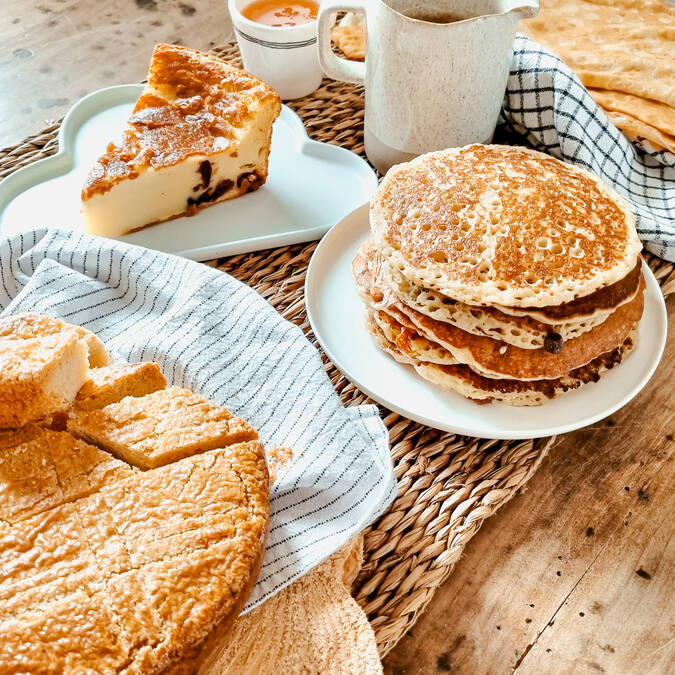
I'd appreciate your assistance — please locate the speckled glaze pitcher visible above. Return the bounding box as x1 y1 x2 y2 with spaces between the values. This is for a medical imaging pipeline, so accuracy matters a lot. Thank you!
318 0 538 173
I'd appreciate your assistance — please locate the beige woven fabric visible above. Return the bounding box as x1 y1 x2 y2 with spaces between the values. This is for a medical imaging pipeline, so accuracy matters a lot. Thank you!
1 42 673 658
182 538 382 674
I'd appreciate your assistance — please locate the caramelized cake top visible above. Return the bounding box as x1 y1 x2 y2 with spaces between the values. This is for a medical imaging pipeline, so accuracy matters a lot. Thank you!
82 44 281 199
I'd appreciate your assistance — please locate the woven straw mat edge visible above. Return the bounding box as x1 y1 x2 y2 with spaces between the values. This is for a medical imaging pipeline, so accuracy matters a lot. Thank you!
1 42 673 658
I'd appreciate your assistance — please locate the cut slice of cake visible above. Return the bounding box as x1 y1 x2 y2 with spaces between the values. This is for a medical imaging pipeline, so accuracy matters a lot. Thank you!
0 333 89 429
75 362 167 410
68 386 258 469
81 43 282 237
0 425 133 525
0 312 109 368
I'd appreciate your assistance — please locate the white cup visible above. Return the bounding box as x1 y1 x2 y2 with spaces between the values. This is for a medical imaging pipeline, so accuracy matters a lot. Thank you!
317 0 538 173
229 0 324 99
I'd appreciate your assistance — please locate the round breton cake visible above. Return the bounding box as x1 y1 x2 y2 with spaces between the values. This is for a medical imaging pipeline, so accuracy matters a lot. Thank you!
370 145 642 307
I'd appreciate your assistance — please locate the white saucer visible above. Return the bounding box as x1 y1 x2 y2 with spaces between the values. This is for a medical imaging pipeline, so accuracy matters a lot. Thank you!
0 85 377 261
305 204 668 439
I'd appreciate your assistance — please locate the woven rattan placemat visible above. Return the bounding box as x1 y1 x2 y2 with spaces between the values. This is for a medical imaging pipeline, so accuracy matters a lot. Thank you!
1 43 673 657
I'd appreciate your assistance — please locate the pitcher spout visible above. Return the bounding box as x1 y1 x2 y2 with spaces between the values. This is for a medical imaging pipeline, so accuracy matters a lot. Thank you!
506 0 539 20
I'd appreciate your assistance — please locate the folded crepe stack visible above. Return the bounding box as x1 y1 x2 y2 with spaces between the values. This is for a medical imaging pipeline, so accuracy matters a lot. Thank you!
354 145 645 406
522 0 675 153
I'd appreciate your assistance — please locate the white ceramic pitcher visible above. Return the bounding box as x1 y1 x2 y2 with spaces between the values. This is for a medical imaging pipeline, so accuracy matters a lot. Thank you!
317 0 538 173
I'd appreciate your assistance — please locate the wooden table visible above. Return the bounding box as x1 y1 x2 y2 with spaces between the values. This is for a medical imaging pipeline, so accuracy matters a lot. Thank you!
385 329 674 674
3 2 674 672
2 0 235 150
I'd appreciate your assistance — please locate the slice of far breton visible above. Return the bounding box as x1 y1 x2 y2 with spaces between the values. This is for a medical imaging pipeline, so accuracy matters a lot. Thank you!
75 362 167 410
68 386 258 469
81 43 282 236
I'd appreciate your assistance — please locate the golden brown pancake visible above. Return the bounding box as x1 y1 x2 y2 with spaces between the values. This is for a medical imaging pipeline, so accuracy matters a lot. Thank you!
375 242 641 348
495 260 642 322
393 281 644 380
370 145 642 307
369 310 457 366
354 242 645 380
368 310 636 406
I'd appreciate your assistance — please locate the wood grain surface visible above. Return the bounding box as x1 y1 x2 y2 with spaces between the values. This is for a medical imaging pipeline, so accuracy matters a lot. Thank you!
384 297 674 674
1 0 234 148
2 2 674 672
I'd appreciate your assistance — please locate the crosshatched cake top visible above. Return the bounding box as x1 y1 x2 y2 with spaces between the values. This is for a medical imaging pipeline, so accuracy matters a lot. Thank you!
82 43 280 199
370 145 643 308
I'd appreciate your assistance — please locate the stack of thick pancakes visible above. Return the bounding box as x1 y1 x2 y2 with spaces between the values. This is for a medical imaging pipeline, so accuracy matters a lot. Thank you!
353 145 645 406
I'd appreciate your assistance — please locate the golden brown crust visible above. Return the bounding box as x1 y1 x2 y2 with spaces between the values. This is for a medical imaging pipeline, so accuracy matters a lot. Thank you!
588 88 675 153
82 44 281 200
500 259 642 320
103 443 269 662
375 309 452 363
175 516 270 674
75 362 167 410
0 440 269 673
68 385 258 469
521 0 675 110
0 424 133 525
0 312 109 367
0 585 132 673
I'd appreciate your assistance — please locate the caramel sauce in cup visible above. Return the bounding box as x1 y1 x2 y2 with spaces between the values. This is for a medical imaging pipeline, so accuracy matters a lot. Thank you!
242 0 319 27
229 0 323 99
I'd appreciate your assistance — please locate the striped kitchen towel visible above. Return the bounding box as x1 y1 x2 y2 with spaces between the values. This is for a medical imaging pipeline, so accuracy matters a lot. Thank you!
500 35 674 262
0 228 397 611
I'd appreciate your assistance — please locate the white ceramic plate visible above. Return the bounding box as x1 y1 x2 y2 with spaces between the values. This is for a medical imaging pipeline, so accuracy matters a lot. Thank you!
0 85 377 261
305 204 668 439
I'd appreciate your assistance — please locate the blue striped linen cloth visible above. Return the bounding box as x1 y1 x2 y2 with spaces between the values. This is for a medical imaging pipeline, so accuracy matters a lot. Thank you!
0 228 397 612
501 35 674 261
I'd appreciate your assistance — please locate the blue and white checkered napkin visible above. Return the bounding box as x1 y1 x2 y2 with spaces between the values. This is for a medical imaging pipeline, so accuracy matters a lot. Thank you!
499 35 674 262
0 228 397 612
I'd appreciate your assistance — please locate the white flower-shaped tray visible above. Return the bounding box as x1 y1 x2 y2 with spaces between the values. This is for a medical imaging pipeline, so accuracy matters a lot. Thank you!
0 85 377 260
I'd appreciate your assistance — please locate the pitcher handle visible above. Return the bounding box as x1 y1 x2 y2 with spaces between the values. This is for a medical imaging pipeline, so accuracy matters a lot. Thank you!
508 0 539 20
317 0 368 85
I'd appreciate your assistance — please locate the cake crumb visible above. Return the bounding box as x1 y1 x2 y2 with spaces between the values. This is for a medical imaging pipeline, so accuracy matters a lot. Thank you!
267 445 294 482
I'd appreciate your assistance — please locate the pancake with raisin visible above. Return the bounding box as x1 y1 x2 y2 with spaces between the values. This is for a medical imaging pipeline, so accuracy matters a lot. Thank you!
355 145 645 405
367 307 637 406
354 242 645 380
